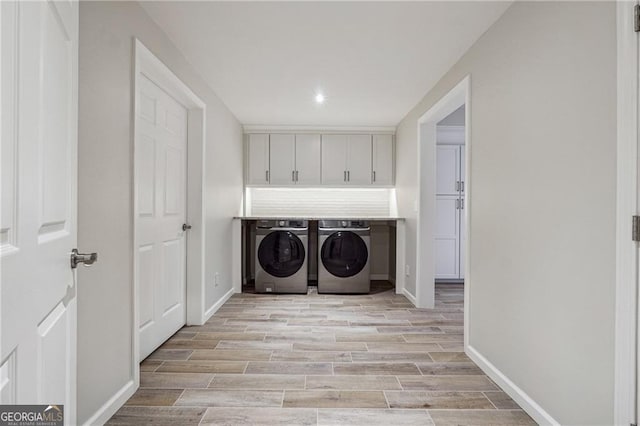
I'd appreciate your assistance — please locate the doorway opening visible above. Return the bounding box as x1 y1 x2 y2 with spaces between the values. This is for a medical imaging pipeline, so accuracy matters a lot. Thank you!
415 76 470 346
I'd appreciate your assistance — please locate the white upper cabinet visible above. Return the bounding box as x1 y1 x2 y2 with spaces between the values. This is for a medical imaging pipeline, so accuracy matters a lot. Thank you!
436 145 460 195
247 134 270 185
246 132 393 187
321 134 348 185
269 134 296 184
295 134 321 185
372 134 394 185
346 134 372 185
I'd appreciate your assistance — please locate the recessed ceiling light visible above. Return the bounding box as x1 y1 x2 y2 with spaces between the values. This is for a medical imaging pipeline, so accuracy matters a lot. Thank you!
315 93 325 104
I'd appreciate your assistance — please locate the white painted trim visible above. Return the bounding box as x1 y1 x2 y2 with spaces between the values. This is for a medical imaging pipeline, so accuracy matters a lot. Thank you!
435 125 465 145
394 220 406 295
132 38 207 382
370 274 389 281
243 124 396 134
415 76 470 311
232 218 243 294
615 1 639 425
203 288 235 323
81 380 136 426
466 346 560 426
402 288 417 306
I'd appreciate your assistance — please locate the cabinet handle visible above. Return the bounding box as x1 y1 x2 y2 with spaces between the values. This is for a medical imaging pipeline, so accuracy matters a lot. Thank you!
344 171 346 182
461 198 464 209
295 170 299 181
461 181 464 193
455 181 460 192
266 170 269 182
456 199 460 210
292 170 295 182
373 171 376 182
347 171 350 181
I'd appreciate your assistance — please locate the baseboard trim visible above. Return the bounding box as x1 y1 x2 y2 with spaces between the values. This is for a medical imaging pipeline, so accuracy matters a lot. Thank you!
370 274 389 281
82 379 136 426
466 345 559 426
203 287 234 323
402 288 417 306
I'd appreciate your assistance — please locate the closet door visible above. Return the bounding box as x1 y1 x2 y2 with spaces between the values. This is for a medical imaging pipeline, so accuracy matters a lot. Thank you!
435 195 461 279
346 134 372 185
321 134 348 185
247 134 269 185
269 134 296 185
436 145 460 195
295 134 321 185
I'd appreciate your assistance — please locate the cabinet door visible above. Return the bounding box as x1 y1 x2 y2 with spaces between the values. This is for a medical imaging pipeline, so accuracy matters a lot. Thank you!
372 134 393 185
321 134 348 185
247 134 269 185
269 134 296 185
436 145 460 195
346 134 372 185
435 195 460 279
295 134 321 185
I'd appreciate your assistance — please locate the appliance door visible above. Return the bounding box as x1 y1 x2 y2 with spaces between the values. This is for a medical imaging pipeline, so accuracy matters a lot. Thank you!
320 231 369 278
257 230 306 277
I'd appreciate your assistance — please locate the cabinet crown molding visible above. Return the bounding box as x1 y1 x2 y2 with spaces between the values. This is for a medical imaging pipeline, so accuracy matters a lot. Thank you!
243 125 396 134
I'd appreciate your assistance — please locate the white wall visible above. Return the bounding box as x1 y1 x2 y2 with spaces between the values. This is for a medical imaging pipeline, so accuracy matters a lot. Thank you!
396 2 616 424
77 1 243 423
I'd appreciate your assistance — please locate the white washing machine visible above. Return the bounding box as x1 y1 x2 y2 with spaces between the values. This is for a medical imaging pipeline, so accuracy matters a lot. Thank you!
255 220 308 294
318 220 370 294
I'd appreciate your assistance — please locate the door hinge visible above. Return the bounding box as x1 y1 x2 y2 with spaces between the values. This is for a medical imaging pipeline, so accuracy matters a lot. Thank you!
635 4 640 32
633 215 640 241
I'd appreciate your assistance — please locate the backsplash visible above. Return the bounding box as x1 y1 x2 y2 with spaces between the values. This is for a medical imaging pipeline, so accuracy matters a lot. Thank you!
246 187 397 218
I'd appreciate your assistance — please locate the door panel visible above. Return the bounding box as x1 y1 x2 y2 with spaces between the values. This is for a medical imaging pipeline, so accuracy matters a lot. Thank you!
346 135 372 185
372 134 393 185
436 145 460 196
321 135 347 185
1 1 78 423
247 134 269 185
136 74 187 361
295 134 321 185
435 195 460 279
269 134 295 185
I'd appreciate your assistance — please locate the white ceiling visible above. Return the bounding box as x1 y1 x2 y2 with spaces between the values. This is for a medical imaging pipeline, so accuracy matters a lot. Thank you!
140 1 511 127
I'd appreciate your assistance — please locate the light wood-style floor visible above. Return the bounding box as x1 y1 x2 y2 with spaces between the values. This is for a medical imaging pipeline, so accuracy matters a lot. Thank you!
107 282 536 425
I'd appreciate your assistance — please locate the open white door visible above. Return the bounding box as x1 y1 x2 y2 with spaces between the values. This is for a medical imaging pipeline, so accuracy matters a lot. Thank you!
136 74 188 361
1 1 80 424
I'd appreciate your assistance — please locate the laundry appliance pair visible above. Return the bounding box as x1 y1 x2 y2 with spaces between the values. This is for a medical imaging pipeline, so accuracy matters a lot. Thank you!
255 219 370 294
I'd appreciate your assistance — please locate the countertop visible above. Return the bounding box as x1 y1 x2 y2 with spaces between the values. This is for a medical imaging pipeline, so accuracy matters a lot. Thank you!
233 216 404 221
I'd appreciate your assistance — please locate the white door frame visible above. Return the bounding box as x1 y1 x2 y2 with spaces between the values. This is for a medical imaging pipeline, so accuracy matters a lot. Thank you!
415 76 470 337
615 1 639 425
132 39 206 384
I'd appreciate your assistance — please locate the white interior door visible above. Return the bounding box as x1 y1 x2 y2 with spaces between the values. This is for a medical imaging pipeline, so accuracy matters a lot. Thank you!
321 134 348 185
1 1 78 423
434 195 460 279
136 75 188 361
295 134 321 185
346 134 372 185
269 134 296 185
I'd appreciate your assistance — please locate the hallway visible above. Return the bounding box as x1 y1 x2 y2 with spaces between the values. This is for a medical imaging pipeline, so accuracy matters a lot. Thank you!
107 284 535 425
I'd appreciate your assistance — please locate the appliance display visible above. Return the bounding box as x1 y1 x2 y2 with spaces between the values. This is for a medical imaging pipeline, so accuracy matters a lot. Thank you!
255 220 308 293
318 220 370 294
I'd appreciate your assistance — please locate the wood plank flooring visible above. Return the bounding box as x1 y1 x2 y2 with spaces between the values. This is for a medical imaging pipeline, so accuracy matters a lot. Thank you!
107 283 536 425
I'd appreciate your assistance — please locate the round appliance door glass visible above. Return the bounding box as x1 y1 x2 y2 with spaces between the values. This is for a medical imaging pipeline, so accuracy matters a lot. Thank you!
258 231 306 278
321 231 368 278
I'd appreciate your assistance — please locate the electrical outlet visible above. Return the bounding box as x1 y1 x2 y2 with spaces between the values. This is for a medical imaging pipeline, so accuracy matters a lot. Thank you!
405 265 410 277
214 272 219 287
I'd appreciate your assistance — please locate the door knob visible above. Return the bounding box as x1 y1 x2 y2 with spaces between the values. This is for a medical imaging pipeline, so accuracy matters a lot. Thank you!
70 249 98 269
182 224 192 231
